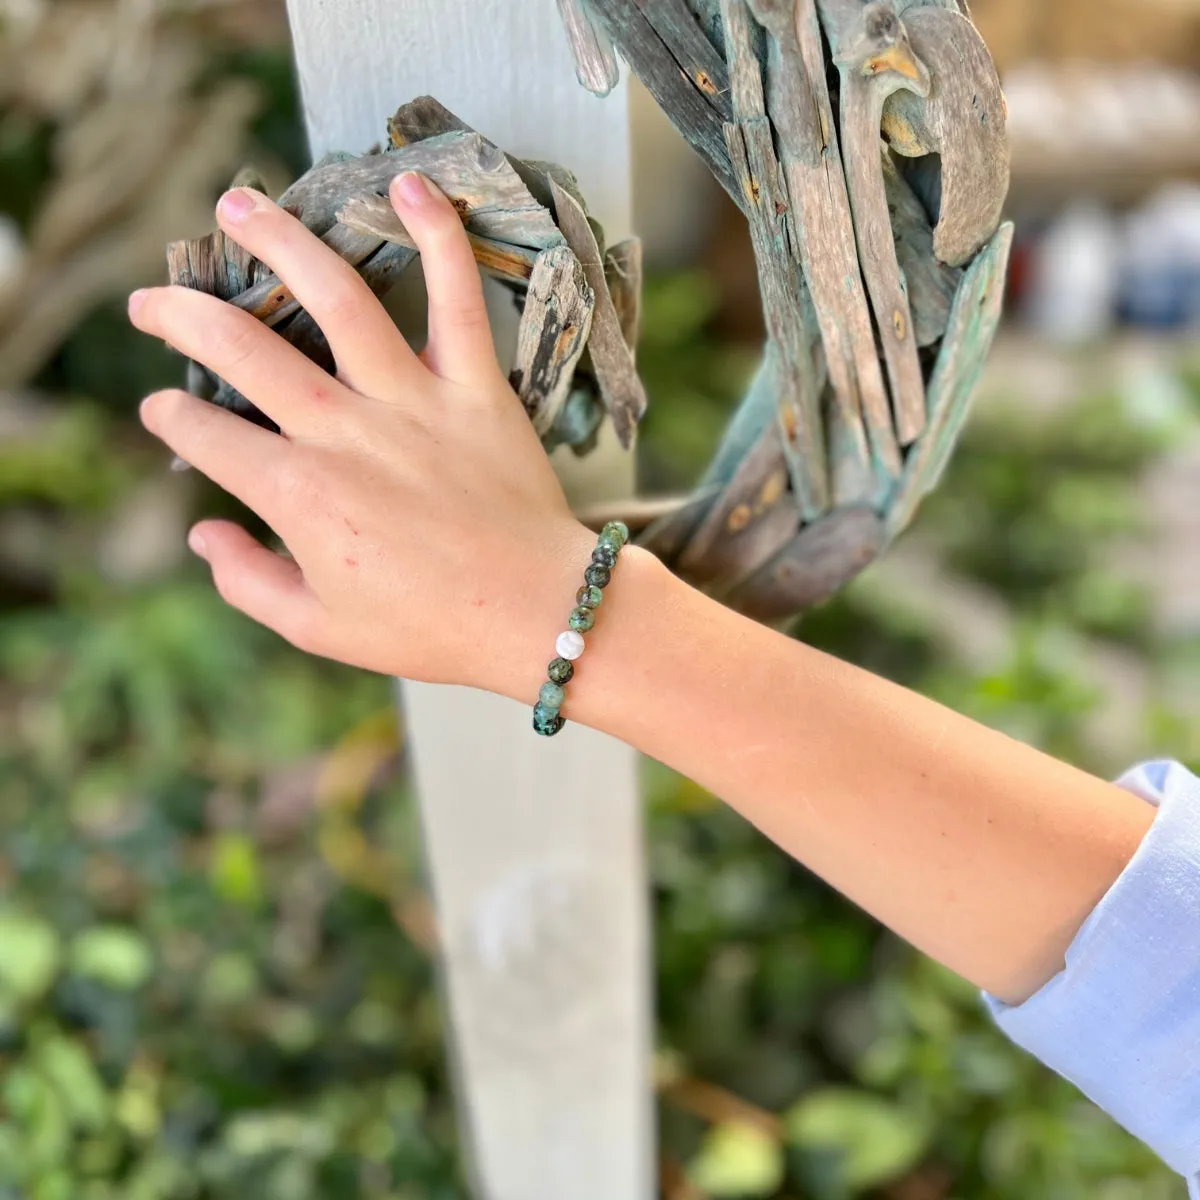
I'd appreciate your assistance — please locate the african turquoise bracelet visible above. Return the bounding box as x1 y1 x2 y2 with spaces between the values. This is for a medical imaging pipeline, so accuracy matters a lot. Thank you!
532 520 630 737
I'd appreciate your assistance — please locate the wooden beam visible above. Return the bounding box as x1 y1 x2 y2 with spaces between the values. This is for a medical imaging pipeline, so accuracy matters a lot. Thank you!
283 3 652 1198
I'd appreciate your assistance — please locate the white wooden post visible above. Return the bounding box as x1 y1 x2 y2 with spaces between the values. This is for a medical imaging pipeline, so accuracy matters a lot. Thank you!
282 4 654 1198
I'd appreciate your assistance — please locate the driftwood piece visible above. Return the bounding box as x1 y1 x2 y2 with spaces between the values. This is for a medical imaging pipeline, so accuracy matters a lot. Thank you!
887 220 1013 536
279 131 565 249
387 95 471 147
880 6 1009 266
557 0 622 96
883 152 961 348
585 0 739 203
721 506 886 620
748 0 901 483
720 0 828 520
822 0 929 445
336 193 541 283
604 237 643 352
510 244 596 435
549 178 647 449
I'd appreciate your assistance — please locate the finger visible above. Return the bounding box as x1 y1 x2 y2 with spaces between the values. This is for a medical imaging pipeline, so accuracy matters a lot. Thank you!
129 286 347 435
389 172 498 386
140 388 292 520
214 187 421 397
189 519 329 654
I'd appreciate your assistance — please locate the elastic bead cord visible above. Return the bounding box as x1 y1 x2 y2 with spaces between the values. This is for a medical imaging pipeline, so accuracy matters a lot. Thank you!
532 520 629 736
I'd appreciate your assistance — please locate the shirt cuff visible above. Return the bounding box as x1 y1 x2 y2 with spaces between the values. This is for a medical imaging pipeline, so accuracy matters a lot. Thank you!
982 760 1200 1188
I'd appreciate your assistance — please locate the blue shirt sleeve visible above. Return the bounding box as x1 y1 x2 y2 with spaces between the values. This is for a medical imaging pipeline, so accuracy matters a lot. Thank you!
982 760 1200 1197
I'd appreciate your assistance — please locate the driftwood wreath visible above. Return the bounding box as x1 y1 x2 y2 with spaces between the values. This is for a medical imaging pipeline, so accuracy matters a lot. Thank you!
167 0 1012 623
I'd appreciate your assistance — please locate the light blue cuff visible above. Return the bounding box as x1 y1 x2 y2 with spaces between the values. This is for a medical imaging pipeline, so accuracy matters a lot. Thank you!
982 760 1200 1195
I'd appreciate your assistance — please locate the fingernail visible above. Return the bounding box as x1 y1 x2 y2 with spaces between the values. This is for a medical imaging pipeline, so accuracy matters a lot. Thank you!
218 187 258 222
188 527 207 556
128 288 148 318
393 171 439 207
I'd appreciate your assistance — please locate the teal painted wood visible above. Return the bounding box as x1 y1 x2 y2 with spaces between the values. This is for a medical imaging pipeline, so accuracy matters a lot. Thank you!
750 0 901 485
720 0 827 520
820 0 929 446
886 220 1014 538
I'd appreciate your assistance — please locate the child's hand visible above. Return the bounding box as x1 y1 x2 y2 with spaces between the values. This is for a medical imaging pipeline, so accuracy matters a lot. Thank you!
129 172 598 698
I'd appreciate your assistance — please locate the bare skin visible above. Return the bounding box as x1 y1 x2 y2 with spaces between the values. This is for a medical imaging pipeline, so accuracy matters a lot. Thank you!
129 172 1156 1007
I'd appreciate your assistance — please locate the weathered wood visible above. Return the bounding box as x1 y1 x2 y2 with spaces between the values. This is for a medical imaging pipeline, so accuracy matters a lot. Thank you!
510 244 596 434
883 152 961 348
887 220 1013 537
556 0 621 96
720 0 829 519
880 5 1009 266
585 0 740 203
748 0 901 482
387 94 472 146
604 237 643 351
166 228 259 300
821 0 929 445
336 193 541 283
279 131 566 249
637 486 722 564
549 178 647 449
721 505 886 619
676 415 799 587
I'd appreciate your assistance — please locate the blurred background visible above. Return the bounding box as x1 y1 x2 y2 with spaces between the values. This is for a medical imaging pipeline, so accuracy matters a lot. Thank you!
2 1 1199 1197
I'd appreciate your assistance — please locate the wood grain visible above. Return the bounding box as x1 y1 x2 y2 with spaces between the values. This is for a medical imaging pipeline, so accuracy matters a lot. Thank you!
510 244 596 435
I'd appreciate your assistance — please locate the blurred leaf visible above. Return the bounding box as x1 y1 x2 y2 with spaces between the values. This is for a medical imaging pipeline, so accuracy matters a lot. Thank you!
785 1088 931 1193
689 1121 786 1198
70 927 153 991
0 913 61 1002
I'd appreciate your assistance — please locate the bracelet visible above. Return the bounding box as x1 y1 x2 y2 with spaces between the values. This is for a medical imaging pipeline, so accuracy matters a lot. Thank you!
532 520 630 736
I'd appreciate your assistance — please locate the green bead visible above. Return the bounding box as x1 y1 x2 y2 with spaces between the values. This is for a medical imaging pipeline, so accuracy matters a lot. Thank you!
568 606 596 633
584 563 611 588
539 681 566 710
576 585 603 610
601 520 629 548
533 702 565 737
592 542 618 568
547 657 575 685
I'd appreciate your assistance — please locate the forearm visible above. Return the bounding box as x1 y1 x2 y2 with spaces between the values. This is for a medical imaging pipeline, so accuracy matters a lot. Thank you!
519 538 1156 1005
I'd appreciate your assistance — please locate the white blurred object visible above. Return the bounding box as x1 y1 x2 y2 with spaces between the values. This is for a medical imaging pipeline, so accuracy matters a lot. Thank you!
0 215 25 299
1023 201 1120 343
1120 183 1200 329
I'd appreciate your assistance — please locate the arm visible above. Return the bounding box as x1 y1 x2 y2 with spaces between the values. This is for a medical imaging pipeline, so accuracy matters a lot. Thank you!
129 174 1154 1008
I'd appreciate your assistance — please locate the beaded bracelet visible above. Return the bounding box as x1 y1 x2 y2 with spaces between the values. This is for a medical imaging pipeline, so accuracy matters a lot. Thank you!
532 520 630 736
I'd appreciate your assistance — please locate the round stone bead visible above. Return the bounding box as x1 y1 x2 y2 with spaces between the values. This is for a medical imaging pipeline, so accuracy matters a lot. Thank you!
533 702 565 737
556 630 585 660
601 520 629 548
539 681 566 710
568 606 596 633
576 584 603 610
591 542 618 568
584 563 611 589
547 657 575 685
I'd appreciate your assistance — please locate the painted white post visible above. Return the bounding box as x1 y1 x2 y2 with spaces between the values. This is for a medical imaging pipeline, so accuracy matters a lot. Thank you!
282 4 653 1199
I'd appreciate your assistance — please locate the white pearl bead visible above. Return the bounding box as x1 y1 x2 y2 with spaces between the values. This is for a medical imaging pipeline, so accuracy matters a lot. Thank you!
556 630 585 660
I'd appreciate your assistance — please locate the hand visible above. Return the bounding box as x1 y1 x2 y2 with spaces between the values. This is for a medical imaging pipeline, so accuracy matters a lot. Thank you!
129 172 598 698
